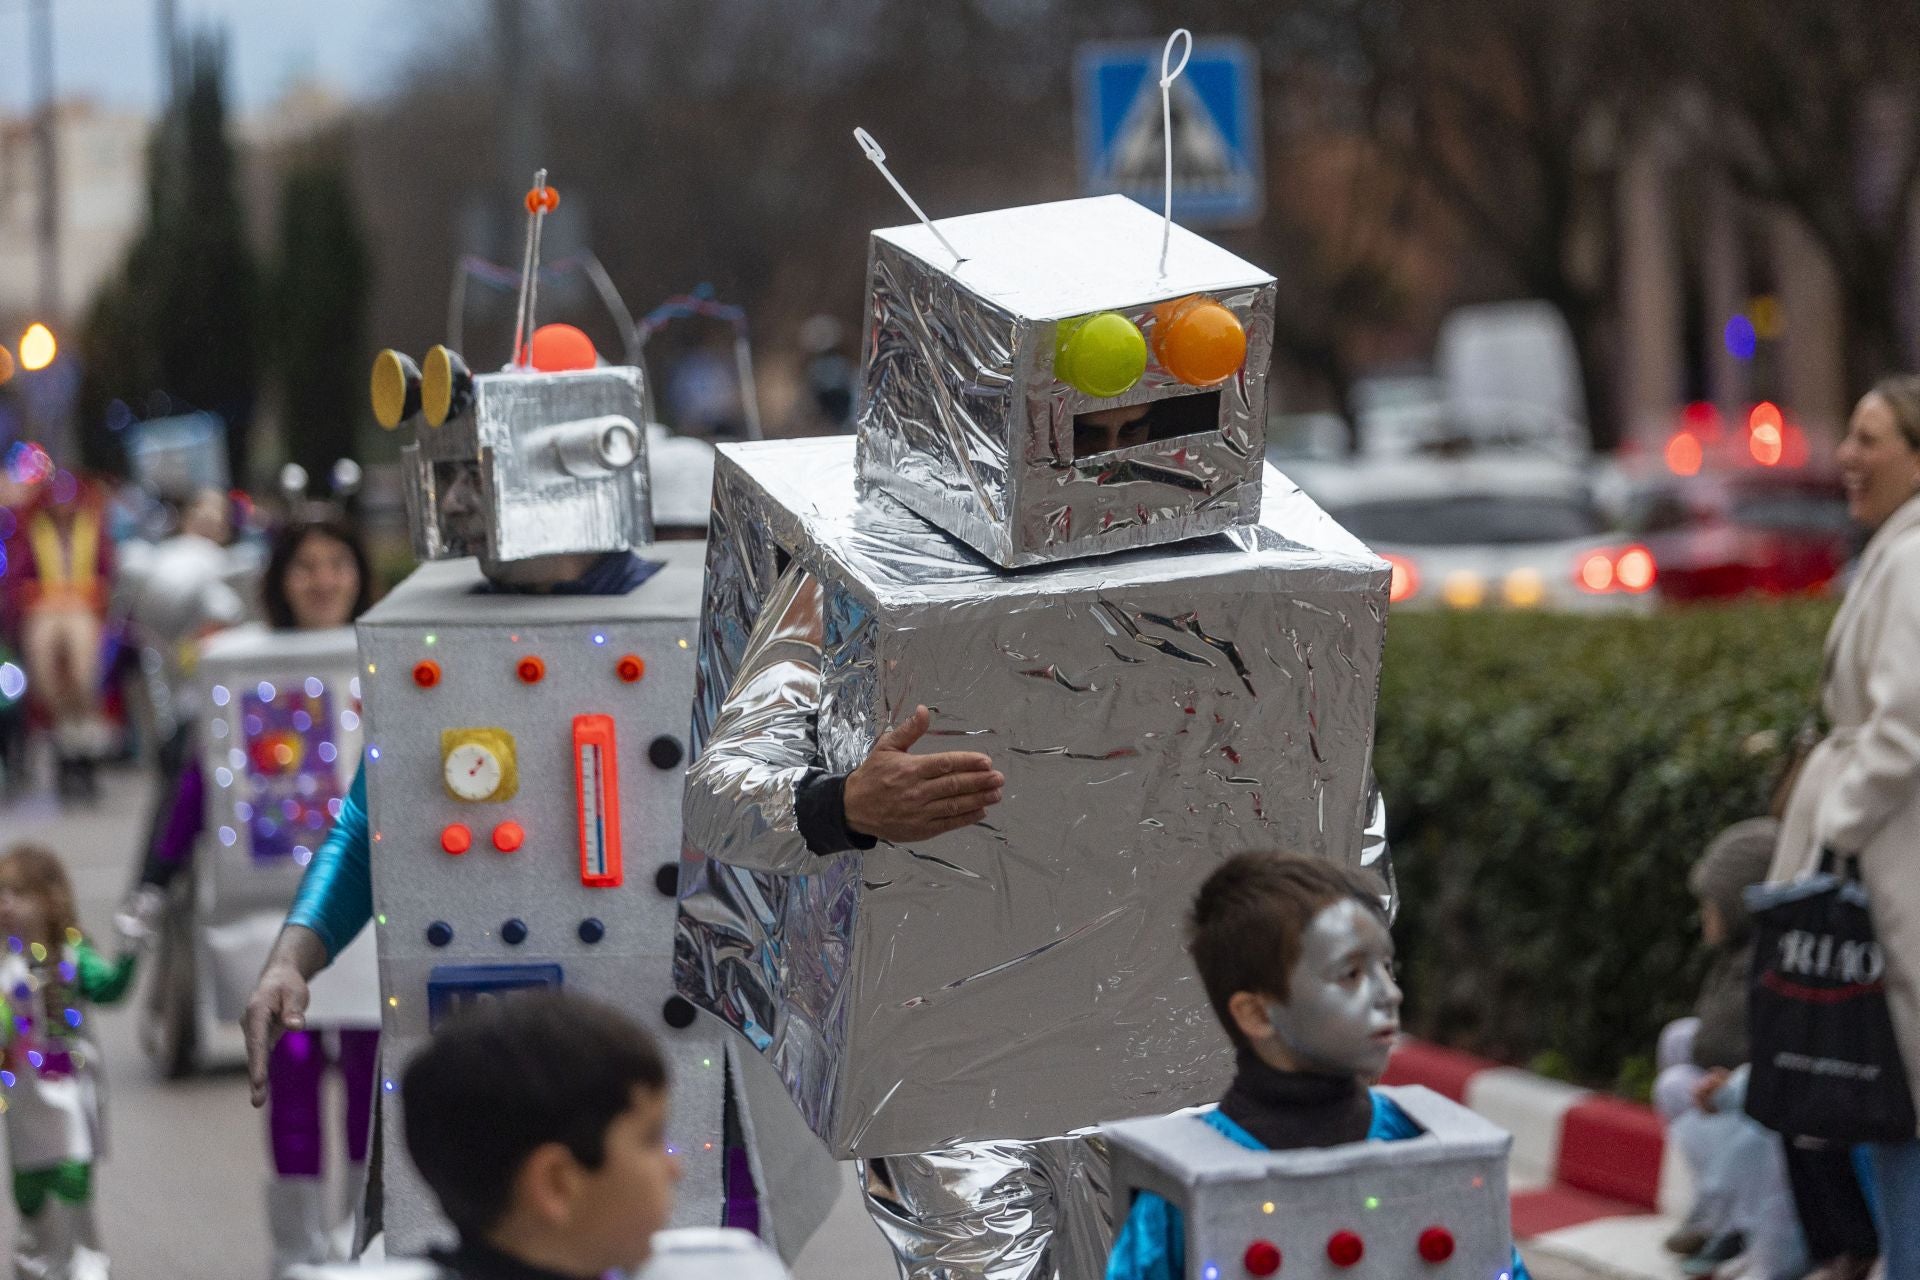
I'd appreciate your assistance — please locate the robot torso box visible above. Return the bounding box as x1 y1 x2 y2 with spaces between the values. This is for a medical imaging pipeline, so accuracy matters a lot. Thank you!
195 623 371 1024
357 547 728 1253
856 195 1277 569
1106 1087 1514 1280
675 437 1388 1157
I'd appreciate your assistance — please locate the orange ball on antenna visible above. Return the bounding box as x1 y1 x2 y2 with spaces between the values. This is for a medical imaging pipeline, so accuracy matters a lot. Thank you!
525 184 560 215
526 323 598 372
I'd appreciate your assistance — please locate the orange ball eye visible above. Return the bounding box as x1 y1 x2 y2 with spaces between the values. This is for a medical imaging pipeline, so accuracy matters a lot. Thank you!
525 185 560 214
1153 296 1248 386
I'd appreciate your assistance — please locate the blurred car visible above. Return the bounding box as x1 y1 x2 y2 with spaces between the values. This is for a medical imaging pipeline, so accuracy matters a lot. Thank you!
1615 468 1856 602
1278 452 1654 612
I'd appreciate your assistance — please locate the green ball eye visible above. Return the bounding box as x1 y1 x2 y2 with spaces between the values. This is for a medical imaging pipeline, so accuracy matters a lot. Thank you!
1055 312 1148 399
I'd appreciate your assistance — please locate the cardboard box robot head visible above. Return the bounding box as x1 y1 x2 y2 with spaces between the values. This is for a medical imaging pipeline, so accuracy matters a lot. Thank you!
371 338 654 572
855 194 1277 569
1106 1088 1515 1280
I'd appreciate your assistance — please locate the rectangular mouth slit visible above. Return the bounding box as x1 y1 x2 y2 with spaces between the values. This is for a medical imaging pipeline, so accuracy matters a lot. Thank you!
1071 390 1221 459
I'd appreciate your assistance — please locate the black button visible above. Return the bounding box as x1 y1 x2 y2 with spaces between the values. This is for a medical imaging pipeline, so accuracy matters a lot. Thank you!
654 863 679 897
577 918 605 944
426 921 453 948
501 918 528 946
662 996 698 1029
648 735 685 770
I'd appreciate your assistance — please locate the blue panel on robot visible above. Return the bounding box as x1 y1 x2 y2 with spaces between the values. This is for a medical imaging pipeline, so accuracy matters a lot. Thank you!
426 963 565 1028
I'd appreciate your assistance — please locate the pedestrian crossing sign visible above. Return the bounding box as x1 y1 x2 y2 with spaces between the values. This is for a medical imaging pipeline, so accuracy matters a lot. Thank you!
1075 37 1263 227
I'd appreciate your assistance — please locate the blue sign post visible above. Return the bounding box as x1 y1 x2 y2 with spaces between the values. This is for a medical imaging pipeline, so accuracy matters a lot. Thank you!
1075 37 1263 228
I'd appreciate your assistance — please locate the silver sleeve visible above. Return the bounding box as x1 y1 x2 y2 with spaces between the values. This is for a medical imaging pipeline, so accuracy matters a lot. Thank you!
680 563 831 875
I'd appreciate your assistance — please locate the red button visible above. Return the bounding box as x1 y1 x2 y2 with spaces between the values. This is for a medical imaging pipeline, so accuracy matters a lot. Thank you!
616 654 646 683
1327 1231 1364 1268
412 660 441 688
1243 1240 1281 1276
1418 1227 1455 1263
517 655 546 684
492 821 524 853
441 823 472 855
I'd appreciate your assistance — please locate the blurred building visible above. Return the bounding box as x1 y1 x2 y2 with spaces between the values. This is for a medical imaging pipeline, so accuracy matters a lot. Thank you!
0 100 149 330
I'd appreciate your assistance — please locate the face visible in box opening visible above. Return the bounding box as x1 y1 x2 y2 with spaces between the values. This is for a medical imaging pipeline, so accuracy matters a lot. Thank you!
1072 390 1222 460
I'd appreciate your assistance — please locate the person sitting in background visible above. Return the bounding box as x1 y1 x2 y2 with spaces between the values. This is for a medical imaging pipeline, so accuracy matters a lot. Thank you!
1105 852 1529 1280
400 991 681 1279
1653 818 1806 1280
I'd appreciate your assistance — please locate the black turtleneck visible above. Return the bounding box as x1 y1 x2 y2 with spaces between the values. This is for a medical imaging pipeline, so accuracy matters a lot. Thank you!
430 1236 606 1280
1216 1048 1375 1152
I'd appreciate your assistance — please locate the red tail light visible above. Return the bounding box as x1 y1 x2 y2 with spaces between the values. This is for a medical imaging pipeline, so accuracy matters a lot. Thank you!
1385 554 1419 604
1578 545 1658 595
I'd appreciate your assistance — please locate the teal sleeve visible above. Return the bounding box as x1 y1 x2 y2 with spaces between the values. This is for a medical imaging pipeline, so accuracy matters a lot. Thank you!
284 760 373 962
1106 1190 1181 1280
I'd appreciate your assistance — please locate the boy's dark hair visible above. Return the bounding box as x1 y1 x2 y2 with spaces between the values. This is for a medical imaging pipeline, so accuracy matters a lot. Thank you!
1187 852 1388 1050
402 990 667 1235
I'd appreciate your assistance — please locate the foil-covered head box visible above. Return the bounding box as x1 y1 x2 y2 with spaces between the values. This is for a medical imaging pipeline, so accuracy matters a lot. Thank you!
370 341 654 568
856 194 1277 569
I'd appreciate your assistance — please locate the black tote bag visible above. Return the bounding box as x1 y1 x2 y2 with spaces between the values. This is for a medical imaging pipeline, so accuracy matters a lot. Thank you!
1744 852 1917 1143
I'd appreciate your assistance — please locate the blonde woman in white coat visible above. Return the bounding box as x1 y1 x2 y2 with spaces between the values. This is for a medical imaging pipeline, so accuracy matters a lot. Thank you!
1769 374 1920 1275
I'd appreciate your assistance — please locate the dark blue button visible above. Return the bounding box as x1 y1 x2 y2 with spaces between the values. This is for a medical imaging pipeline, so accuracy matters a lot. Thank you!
426 921 453 948
578 917 605 944
501 918 528 946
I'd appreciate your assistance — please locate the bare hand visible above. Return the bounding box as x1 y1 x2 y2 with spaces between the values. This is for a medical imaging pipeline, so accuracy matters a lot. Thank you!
1692 1066 1732 1114
843 706 1004 844
244 960 310 1108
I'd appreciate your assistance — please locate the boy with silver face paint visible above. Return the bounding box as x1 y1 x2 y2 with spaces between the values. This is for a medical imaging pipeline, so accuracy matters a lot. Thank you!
1104 853 1532 1280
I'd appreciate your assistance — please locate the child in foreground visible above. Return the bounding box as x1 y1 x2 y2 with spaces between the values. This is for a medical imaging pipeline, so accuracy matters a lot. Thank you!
401 990 681 1279
0 841 141 1280
1105 851 1530 1280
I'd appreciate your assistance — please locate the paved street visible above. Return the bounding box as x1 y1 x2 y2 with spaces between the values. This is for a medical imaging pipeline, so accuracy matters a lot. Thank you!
0 762 899 1278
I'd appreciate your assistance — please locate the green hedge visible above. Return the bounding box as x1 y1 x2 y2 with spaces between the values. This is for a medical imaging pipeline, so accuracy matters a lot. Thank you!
1376 602 1835 1097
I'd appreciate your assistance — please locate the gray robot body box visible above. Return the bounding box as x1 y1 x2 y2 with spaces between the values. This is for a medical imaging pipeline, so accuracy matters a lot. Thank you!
675 437 1388 1157
1106 1088 1515 1280
856 194 1277 569
358 549 727 1253
195 624 376 1026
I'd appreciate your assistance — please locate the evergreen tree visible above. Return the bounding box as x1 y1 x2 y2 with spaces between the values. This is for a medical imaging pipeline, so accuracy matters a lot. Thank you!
73 28 260 481
271 137 372 494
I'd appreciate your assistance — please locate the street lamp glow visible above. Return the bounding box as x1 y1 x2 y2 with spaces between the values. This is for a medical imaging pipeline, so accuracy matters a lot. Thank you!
18 324 55 372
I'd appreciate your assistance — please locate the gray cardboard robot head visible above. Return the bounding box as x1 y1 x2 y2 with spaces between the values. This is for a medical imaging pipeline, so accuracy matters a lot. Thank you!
371 338 654 574
855 194 1277 569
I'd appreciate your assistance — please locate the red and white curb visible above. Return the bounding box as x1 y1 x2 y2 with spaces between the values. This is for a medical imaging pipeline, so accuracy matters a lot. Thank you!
1384 1042 1691 1279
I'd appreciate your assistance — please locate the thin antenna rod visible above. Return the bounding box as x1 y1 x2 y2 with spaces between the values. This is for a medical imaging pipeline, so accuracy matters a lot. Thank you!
511 168 553 367
1158 29 1193 276
854 127 963 266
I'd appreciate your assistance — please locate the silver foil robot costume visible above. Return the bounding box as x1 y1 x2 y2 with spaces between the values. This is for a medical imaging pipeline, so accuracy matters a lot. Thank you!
350 177 836 1261
673 195 1394 1279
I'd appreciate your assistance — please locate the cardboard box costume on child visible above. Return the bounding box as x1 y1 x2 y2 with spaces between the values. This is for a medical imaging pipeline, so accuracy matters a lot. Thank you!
1106 1088 1515 1280
674 195 1393 1275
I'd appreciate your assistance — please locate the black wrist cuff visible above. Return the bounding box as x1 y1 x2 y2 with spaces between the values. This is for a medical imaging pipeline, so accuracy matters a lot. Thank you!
796 771 878 856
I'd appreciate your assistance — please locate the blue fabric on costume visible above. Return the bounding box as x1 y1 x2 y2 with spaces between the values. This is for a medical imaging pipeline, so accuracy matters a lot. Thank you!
1105 1092 1529 1280
285 762 372 961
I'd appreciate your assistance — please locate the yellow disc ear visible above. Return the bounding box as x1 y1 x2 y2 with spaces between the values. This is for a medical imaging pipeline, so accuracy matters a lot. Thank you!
370 350 422 429
423 345 475 428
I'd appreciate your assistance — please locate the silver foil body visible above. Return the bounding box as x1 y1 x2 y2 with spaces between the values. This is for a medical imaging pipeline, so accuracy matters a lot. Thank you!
854 195 1276 569
674 437 1390 1159
857 1133 1113 1280
400 365 654 567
